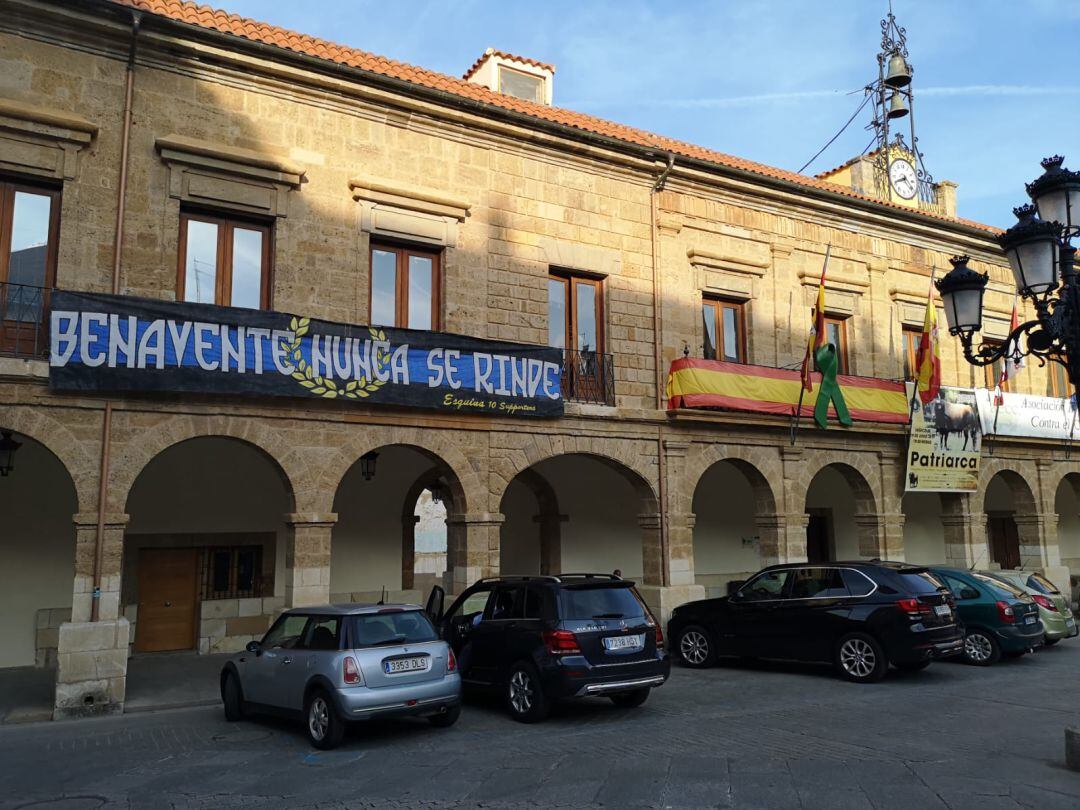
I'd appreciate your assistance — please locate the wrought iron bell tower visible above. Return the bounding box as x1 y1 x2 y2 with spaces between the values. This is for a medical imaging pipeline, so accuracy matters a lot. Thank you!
867 3 937 210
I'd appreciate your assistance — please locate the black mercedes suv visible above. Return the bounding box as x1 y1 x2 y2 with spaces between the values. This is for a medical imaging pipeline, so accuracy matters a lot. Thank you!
425 574 669 722
667 561 963 682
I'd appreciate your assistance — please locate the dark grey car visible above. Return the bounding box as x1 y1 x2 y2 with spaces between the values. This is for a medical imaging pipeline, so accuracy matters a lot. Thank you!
220 604 462 748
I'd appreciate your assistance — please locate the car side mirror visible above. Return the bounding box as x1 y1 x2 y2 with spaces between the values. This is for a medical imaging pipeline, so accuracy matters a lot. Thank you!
246 640 261 654
960 588 979 600
729 590 744 603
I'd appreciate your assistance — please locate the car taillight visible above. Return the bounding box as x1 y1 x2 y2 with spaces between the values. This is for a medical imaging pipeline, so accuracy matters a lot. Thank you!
653 623 664 648
996 601 1016 623
1032 594 1058 612
343 656 362 684
542 629 581 655
898 598 922 617
446 648 458 673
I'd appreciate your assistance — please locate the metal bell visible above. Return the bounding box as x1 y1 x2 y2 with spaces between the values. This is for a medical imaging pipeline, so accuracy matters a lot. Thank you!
886 91 909 119
884 51 912 87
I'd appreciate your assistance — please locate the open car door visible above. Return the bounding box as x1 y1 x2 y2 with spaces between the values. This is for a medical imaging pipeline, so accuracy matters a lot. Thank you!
425 585 445 625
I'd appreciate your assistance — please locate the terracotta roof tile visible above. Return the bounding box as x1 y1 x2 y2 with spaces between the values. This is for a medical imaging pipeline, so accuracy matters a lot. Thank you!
462 47 556 80
110 0 997 234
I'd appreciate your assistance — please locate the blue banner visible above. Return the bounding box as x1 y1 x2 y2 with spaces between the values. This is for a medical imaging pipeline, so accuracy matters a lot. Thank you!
48 291 564 418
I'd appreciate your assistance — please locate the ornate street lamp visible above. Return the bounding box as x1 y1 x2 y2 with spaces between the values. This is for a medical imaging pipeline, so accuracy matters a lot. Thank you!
0 430 22 477
359 451 378 481
937 156 1080 394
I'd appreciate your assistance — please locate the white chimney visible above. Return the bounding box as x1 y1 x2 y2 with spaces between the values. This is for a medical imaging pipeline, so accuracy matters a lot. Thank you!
464 48 554 105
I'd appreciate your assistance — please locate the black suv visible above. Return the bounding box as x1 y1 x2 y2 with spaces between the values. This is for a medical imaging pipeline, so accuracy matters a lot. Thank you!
667 561 963 683
425 574 669 722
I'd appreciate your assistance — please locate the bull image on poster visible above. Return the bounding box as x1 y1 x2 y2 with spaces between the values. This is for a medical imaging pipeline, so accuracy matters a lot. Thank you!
904 383 981 493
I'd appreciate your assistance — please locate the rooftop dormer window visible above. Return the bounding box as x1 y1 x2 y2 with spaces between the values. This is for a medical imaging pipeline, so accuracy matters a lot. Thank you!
464 48 554 105
498 66 543 104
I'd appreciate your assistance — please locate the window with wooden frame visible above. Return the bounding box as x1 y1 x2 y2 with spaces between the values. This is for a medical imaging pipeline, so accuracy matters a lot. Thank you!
902 326 922 380
983 340 1006 390
200 545 263 601
548 270 603 354
0 179 60 353
1048 360 1071 398
178 210 272 310
702 296 746 363
821 316 849 375
370 243 441 330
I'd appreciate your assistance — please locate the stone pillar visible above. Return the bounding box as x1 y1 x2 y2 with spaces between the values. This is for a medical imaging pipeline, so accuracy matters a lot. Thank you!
639 512 664 586
880 512 906 561
284 513 337 607
445 512 503 594
55 512 131 720
855 512 885 559
755 513 787 566
1036 459 1071 593
941 504 981 568
779 448 808 563
402 514 420 590
533 512 566 575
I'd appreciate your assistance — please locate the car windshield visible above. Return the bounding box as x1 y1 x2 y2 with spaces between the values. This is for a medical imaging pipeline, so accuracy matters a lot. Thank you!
349 611 438 648
895 571 945 594
559 586 646 620
973 573 1029 601
1027 573 1060 595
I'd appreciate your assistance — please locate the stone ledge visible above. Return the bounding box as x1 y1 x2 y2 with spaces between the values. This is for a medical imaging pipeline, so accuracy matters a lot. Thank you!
0 356 48 379
156 134 305 183
0 98 97 139
349 178 471 221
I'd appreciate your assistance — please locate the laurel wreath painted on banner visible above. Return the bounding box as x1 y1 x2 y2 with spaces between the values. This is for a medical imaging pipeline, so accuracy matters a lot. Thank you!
280 316 389 400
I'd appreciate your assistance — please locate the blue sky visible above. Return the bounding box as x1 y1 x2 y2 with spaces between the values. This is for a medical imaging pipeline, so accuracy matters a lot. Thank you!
212 1 1080 228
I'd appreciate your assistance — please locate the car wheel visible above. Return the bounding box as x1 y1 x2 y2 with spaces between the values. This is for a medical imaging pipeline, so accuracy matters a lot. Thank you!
835 633 888 683
1044 637 1060 646
305 689 345 750
222 672 245 721
962 629 1001 666
609 688 650 708
894 659 931 672
505 662 548 723
428 704 461 728
677 625 716 668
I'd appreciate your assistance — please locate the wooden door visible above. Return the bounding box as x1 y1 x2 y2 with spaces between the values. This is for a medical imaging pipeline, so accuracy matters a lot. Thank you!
988 517 1021 570
806 511 832 564
134 549 199 653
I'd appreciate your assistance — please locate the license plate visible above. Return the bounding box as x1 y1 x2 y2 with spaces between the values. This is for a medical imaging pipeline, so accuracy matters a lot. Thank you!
603 634 644 652
1025 615 1037 625
934 605 951 617
384 656 429 674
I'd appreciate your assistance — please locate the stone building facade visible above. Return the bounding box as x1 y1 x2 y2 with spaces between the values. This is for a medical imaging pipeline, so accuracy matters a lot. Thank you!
1 0 1078 719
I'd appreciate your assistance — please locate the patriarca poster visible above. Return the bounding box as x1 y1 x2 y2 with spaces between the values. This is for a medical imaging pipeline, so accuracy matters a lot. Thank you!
48 291 564 418
904 383 982 493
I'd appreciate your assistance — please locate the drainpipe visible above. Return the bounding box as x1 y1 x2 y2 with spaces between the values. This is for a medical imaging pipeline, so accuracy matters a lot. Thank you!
91 10 140 622
651 153 674 589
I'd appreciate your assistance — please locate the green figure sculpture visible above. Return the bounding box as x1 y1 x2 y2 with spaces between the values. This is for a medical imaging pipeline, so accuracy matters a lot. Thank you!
813 343 852 429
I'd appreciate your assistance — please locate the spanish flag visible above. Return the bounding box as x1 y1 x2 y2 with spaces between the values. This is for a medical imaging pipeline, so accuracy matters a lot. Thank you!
800 249 830 392
914 278 941 405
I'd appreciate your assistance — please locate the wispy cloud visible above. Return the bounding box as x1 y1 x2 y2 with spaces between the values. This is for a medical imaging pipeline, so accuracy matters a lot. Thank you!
569 85 1080 111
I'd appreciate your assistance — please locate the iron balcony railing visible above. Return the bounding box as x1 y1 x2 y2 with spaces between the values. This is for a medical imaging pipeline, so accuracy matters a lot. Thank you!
560 348 615 406
0 281 50 359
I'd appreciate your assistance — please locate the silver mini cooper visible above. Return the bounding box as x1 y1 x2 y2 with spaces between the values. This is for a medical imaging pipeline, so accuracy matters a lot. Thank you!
220 604 462 748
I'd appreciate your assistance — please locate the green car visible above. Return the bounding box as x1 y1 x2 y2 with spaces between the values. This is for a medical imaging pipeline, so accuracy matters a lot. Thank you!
929 567 1044 665
984 570 1078 646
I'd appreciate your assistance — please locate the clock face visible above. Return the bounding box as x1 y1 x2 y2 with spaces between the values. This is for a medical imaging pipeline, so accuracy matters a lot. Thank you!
889 159 918 200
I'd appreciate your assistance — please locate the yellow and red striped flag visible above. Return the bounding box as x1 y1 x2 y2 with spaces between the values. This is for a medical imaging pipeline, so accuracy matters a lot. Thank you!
914 275 941 405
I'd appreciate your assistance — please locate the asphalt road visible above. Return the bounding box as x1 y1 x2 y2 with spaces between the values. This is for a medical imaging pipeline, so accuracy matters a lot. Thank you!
2 642 1079 809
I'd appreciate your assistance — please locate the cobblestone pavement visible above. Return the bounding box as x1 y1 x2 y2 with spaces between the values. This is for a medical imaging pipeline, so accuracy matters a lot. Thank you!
3 643 1080 809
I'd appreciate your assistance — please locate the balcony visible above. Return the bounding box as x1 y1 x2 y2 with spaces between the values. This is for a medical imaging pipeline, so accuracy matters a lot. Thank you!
560 348 614 406
0 282 50 359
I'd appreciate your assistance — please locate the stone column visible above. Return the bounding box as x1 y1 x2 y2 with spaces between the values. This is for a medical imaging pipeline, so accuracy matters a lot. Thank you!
755 513 788 566
879 512 906 561
779 448 809 563
402 514 420 590
445 512 503 594
639 512 665 586
941 500 982 568
55 512 131 720
637 508 705 627
855 512 886 559
284 513 337 608
533 512 566 575
877 450 905 561
1036 459 1071 593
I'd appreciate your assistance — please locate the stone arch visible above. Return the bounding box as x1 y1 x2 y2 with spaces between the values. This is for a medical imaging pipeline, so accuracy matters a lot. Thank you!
491 434 659 511
0 406 98 514
678 443 780 517
801 460 881 561
315 428 483 517
110 414 301 516
1055 472 1080 576
981 463 1041 569
688 449 781 596
497 449 663 585
400 467 451 590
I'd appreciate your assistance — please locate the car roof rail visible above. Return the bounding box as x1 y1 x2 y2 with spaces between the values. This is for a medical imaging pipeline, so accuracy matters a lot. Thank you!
475 575 562 584
553 573 623 581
